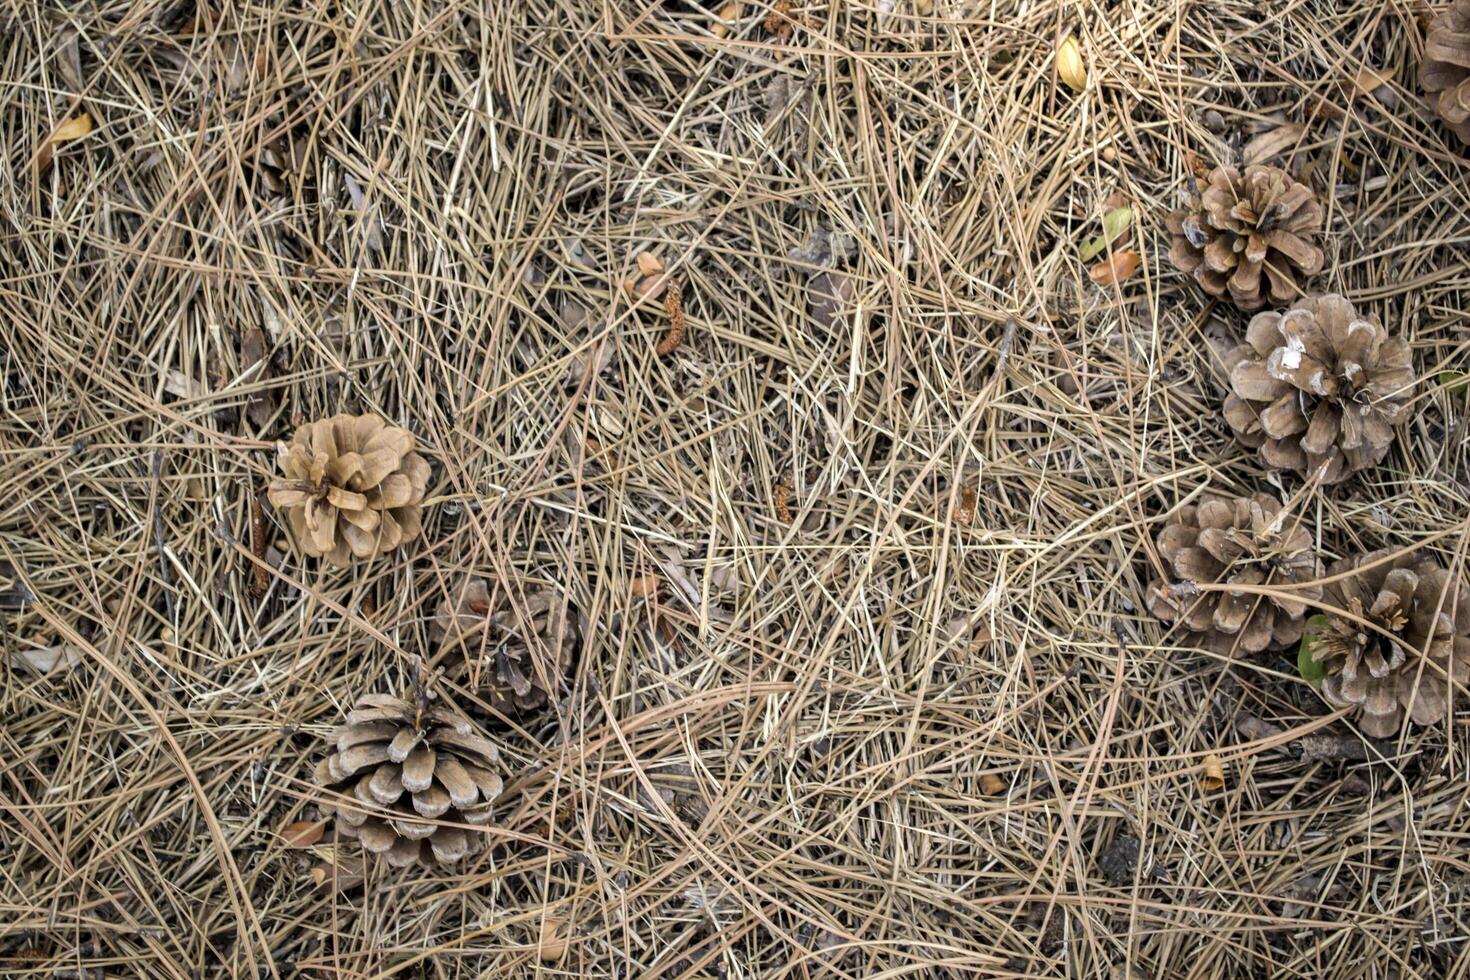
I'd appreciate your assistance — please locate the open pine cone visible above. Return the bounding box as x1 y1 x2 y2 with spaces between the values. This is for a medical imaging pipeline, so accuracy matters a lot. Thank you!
1222 294 1414 484
267 414 429 567
1146 493 1322 654
433 579 577 715
1166 164 1324 311
315 692 503 867
1310 550 1470 737
1421 1 1470 144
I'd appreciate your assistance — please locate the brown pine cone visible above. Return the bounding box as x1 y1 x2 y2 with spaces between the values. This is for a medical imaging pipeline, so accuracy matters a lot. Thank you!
1310 550 1470 737
1221 294 1414 484
1421 1 1470 144
315 692 503 867
1166 164 1324 311
433 579 577 715
267 414 429 567
1147 493 1322 654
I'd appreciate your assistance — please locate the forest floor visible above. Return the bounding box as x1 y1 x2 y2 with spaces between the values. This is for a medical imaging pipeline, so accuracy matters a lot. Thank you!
3 1 1469 977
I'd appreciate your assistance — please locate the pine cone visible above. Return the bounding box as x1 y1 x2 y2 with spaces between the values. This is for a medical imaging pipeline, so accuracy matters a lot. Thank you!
315 692 503 867
1421 1 1470 144
1166 164 1324 311
1146 493 1322 654
267 414 429 567
1310 550 1470 737
433 579 576 715
1222 294 1414 484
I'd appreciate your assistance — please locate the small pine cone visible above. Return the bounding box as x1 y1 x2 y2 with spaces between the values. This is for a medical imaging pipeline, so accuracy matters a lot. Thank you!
433 579 577 715
315 692 504 867
1222 295 1414 484
1166 164 1324 311
1311 550 1470 738
267 414 429 567
1146 493 1322 654
1421 1 1470 144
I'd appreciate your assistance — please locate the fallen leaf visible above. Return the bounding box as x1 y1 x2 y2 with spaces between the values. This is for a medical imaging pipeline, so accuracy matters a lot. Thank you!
629 574 662 598
10 644 83 677
162 368 205 400
636 251 664 277
343 171 383 254
1088 249 1141 286
280 820 326 848
1440 371 1469 394
539 916 569 963
711 2 741 38
809 270 853 329
1056 35 1087 94
1078 206 1133 261
1241 123 1304 166
240 324 275 430
1198 753 1225 791
1351 66 1392 99
35 112 94 175
1296 613 1331 685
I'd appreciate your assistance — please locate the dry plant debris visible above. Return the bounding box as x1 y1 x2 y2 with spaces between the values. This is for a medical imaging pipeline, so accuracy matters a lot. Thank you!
3 1 1470 977
432 578 577 716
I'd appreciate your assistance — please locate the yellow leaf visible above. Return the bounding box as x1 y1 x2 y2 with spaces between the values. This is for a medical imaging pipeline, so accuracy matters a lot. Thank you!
1057 35 1087 94
50 113 94 143
35 112 94 176
1199 753 1225 791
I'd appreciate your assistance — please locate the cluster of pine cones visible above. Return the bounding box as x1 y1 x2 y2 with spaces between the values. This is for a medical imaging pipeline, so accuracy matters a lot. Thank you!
265 413 577 866
1146 9 1470 738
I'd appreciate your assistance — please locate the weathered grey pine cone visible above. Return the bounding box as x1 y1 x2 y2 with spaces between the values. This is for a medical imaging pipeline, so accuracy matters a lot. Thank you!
1421 1 1470 144
267 414 429 567
433 578 577 715
1221 294 1414 484
315 693 503 867
1310 550 1470 738
1166 164 1324 311
1147 493 1322 654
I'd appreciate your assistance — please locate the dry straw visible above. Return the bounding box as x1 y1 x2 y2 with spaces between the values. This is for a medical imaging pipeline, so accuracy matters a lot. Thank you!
2 0 1469 977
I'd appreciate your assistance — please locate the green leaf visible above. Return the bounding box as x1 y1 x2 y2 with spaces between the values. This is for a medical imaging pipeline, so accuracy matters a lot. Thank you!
1078 207 1133 261
1296 614 1331 686
1439 371 1469 395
